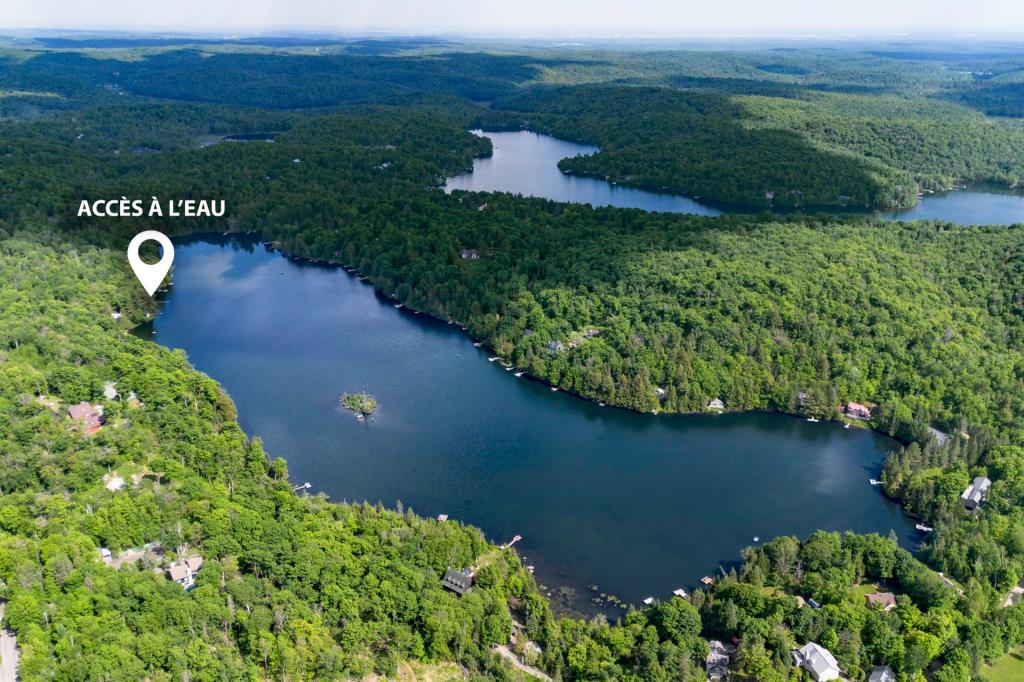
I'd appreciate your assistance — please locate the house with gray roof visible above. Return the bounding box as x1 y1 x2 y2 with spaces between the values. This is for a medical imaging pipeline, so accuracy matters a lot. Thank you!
705 640 733 681
868 666 895 682
441 567 474 595
961 476 992 510
791 642 841 682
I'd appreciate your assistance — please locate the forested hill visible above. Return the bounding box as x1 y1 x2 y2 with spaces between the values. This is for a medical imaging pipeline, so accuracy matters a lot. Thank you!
484 85 1024 209
4 44 1024 209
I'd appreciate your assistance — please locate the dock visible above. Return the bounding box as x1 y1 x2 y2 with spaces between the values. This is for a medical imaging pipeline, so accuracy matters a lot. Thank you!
502 534 523 549
293 482 311 492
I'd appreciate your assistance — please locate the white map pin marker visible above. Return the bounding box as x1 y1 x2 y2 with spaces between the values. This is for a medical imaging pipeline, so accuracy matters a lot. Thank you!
127 230 174 296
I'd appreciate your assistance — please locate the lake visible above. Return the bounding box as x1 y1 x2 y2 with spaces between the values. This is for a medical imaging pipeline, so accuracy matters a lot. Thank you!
446 130 1024 224
144 234 918 615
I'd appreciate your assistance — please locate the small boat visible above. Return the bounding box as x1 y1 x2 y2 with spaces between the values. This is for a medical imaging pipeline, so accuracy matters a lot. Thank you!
393 303 403 309
807 417 819 423
916 523 935 532
642 597 655 606
488 357 499 362
753 536 760 542
869 478 881 486
551 387 559 392
473 342 482 347
844 423 851 429
448 320 453 325
598 402 605 406
505 367 513 371
515 371 524 377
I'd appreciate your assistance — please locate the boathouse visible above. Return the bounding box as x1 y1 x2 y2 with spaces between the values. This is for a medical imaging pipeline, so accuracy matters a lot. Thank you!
791 642 841 682
442 567 474 595
961 476 992 510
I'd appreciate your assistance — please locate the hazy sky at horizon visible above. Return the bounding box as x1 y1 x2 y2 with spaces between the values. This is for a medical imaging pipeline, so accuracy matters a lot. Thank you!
3 1 1024 36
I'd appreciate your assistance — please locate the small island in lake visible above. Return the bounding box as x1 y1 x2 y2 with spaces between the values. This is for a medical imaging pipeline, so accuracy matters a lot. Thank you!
340 391 378 420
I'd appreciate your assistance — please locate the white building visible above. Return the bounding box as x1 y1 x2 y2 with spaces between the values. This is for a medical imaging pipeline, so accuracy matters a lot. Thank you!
791 642 841 682
168 555 204 590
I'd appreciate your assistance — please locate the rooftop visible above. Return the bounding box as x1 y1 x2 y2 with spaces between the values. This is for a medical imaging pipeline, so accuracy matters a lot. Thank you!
442 567 474 595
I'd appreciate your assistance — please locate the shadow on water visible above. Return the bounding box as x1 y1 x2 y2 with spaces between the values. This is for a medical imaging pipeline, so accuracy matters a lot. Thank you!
147 233 921 616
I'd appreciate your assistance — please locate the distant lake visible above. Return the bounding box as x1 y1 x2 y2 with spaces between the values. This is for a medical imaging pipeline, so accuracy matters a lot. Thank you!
144 235 919 615
446 130 1024 225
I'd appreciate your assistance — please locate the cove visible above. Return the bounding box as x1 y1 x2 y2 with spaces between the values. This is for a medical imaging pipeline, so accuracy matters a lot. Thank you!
143 234 918 615
446 130 1024 224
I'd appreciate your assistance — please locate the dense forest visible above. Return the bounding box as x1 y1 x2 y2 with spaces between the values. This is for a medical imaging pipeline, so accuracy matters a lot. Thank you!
2 38 1024 680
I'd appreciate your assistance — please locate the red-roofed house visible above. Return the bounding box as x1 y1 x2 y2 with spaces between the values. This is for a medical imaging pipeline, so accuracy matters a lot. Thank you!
68 402 105 433
845 402 872 420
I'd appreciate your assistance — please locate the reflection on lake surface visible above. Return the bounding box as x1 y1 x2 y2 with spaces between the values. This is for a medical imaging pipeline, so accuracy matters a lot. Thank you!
146 235 918 614
446 130 1024 225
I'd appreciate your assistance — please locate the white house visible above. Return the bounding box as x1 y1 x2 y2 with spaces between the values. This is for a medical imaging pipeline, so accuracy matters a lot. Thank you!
792 642 841 682
168 555 204 590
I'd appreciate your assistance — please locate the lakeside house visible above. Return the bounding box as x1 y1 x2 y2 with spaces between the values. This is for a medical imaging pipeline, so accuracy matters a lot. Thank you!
868 666 896 682
68 402 105 433
961 476 992 510
865 591 897 612
705 640 734 681
547 340 565 353
168 555 204 590
460 248 481 259
791 642 842 682
845 402 872 420
707 398 725 411
441 567 474 596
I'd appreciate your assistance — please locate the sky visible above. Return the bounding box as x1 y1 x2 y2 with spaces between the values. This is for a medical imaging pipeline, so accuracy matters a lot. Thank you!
2 0 1024 37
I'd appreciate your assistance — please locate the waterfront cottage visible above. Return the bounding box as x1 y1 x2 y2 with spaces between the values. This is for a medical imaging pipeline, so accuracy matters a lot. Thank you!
961 476 992 510
845 402 872 420
707 398 725 410
865 591 897 612
68 402 105 433
441 567 474 595
791 642 841 682
868 666 896 682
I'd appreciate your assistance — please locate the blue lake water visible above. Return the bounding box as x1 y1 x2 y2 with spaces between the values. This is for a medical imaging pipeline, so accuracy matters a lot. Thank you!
145 235 919 615
446 130 1024 225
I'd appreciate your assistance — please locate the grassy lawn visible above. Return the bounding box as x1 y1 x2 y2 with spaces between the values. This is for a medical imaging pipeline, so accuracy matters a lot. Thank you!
983 646 1024 682
850 583 881 600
